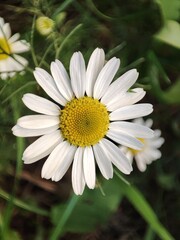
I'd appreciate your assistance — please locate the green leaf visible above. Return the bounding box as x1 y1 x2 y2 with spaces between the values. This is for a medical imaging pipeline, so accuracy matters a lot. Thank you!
51 178 123 234
163 79 180 104
118 178 175 240
154 20 180 49
157 0 180 20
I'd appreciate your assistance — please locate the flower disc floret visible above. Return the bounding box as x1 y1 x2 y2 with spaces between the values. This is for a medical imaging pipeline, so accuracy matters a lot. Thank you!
60 97 109 147
0 38 11 60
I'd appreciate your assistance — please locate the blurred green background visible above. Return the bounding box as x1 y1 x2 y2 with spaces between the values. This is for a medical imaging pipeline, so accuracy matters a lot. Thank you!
0 0 179 239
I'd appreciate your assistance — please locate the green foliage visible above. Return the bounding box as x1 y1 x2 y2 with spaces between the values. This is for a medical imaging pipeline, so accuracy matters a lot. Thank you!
0 0 179 239
155 20 180 49
51 178 123 235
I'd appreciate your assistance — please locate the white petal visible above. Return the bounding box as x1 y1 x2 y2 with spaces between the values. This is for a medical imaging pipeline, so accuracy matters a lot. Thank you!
8 33 20 43
50 60 73 101
11 40 30 53
72 147 85 195
23 130 63 164
99 138 133 174
110 104 153 121
70 52 86 98
144 118 153 128
3 23 11 39
22 93 60 115
0 17 5 27
93 144 113 179
34 68 66 106
93 57 120 99
13 54 28 68
12 125 59 137
17 115 59 129
107 129 143 150
104 88 146 111
146 149 162 161
135 154 147 172
101 69 139 105
109 121 154 138
154 129 162 138
148 137 164 148
83 146 96 189
42 141 76 180
86 48 105 97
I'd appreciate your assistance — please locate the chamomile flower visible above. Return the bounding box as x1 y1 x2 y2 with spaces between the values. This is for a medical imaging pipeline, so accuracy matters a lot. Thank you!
120 118 164 172
0 17 29 80
36 16 54 36
12 48 153 195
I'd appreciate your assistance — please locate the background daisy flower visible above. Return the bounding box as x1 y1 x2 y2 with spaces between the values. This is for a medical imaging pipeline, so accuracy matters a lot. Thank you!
12 48 154 195
0 17 29 80
120 118 165 172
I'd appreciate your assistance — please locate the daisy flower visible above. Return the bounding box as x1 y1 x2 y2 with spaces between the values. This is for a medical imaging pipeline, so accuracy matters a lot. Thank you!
12 48 154 195
120 118 164 172
0 17 29 80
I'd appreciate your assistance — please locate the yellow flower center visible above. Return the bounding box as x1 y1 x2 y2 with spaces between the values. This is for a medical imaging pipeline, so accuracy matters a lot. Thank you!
36 16 54 35
0 38 11 60
60 97 109 147
129 138 145 155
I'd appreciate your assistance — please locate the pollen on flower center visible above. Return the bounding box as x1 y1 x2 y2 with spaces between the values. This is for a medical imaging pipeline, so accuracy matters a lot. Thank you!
60 97 109 147
129 138 145 155
0 38 11 60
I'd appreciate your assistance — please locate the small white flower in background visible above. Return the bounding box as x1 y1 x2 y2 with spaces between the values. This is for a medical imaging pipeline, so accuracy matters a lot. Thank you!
12 48 154 195
0 17 29 80
120 118 164 172
36 16 55 36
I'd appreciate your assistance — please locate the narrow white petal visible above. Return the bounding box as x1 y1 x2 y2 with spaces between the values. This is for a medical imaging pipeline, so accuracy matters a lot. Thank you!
72 147 85 195
52 144 76 182
83 146 96 189
109 121 154 138
93 57 120 99
12 125 59 137
107 129 143 150
93 144 113 179
8 33 20 43
70 52 86 98
110 104 153 121
144 118 153 128
135 154 147 172
86 48 105 97
101 69 139 104
104 88 146 111
154 129 162 138
148 137 164 148
34 68 66 106
3 23 11 39
11 40 30 53
17 115 59 129
23 130 63 164
22 93 60 115
99 138 133 174
50 60 73 101
42 141 75 180
146 149 162 161
13 54 28 68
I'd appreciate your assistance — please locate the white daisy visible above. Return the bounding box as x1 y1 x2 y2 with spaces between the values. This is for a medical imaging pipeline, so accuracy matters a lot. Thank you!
120 118 164 172
12 48 154 195
0 17 29 80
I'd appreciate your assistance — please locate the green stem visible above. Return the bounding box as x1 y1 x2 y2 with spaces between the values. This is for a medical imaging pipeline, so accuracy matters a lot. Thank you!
1 97 24 239
50 194 79 240
2 81 36 104
55 24 83 59
30 15 39 67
